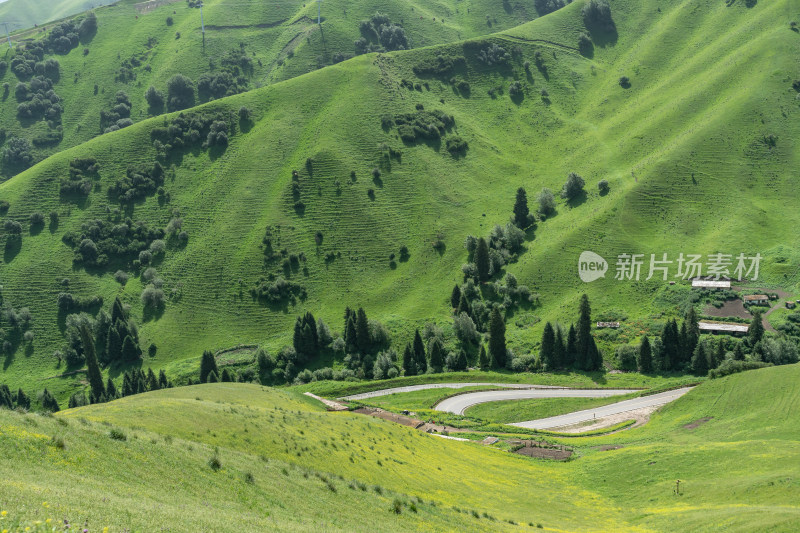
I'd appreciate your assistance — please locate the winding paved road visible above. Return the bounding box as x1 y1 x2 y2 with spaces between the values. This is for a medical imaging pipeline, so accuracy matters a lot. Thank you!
339 382 556 401
434 388 639 415
509 387 694 430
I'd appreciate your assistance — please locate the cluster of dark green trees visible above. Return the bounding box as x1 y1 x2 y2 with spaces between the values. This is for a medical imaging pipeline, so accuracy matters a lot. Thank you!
68 366 171 408
621 308 798 376
198 350 247 384
538 294 603 372
0 384 30 410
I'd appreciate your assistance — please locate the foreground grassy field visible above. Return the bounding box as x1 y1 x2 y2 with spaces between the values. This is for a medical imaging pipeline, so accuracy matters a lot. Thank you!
0 363 797 531
0 0 797 403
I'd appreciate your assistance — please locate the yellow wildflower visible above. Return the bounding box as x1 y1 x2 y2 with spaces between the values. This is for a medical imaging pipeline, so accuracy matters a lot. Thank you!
0 511 6 516
46 518 52 524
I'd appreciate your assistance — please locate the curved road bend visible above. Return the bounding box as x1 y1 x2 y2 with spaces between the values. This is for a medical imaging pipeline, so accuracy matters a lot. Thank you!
508 387 694 430
434 388 639 415
339 383 561 402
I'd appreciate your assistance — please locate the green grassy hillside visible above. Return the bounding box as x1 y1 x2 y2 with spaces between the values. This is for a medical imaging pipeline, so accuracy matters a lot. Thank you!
2 363 796 531
0 0 798 401
0 0 115 32
0 0 546 171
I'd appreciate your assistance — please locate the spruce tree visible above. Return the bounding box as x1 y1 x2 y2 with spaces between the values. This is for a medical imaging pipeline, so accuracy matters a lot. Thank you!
147 368 159 390
749 311 765 345
714 338 726 369
122 371 134 396
402 344 416 376
220 368 233 382
207 370 219 383
111 297 126 325
342 307 353 345
540 322 557 371
691 342 709 376
455 349 468 371
450 285 462 309
588 337 603 371
304 312 318 352
577 294 592 370
16 388 30 409
554 326 566 370
68 391 87 408
94 309 111 364
41 388 60 412
488 307 506 369
293 317 304 356
345 316 358 353
356 308 371 353
660 319 679 371
200 350 218 383
80 323 105 403
106 325 123 363
565 324 578 368
475 237 491 282
678 320 689 367
0 385 12 409
158 369 169 388
121 335 139 362
105 378 118 399
413 330 427 374
478 344 489 370
428 339 444 373
513 187 530 228
638 335 653 373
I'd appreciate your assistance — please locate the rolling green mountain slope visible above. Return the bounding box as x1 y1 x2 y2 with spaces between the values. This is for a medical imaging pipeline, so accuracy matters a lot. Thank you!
0 0 115 32
0 0 546 173
0 0 798 401
4 363 800 530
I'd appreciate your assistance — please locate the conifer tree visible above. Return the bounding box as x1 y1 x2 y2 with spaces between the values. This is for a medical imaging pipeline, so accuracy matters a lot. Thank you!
207 370 219 383
0 385 12 409
94 310 111 364
513 187 531 228
488 307 506 369
147 368 159 390
122 371 134 396
345 316 358 353
105 378 118 400
733 342 745 361
678 320 689 367
220 368 233 382
111 297 126 325
455 349 468 371
413 330 427 374
691 341 709 376
554 326 566 370
121 335 139 362
749 311 765 346
68 391 87 408
41 388 60 412
714 338 726 369
450 285 462 309
200 350 219 383
106 325 123 363
80 323 105 402
356 307 371 353
428 339 444 373
638 335 653 373
540 322 557 371
660 319 679 371
402 344 416 376
158 369 169 389
588 336 603 371
565 324 578 368
576 294 593 370
475 237 491 282
15 388 30 409
478 344 489 370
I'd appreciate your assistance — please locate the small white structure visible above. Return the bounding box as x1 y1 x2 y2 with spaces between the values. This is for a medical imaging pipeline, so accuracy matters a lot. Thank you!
692 279 731 289
698 321 749 335
743 294 769 305
596 322 621 329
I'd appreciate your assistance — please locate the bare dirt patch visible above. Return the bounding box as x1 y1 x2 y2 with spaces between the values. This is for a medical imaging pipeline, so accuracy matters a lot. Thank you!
704 299 751 319
684 416 713 430
593 445 623 451
510 440 572 460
